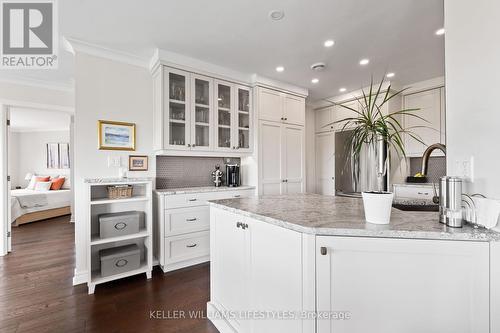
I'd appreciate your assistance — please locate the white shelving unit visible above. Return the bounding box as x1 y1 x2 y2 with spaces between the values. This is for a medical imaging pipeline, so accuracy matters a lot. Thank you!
85 179 153 294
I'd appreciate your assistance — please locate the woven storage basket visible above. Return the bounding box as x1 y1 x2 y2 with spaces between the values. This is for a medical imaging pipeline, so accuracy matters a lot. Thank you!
107 185 133 199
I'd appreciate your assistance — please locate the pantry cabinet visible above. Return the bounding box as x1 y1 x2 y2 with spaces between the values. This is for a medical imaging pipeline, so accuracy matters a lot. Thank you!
315 131 335 196
153 65 252 154
403 87 445 157
259 121 305 195
257 87 305 126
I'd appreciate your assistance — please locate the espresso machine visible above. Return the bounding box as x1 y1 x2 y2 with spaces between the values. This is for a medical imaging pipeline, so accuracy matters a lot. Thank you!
225 164 240 187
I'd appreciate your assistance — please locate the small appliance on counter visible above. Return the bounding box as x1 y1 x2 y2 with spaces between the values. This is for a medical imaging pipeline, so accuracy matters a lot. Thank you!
211 164 224 187
439 176 463 228
225 163 240 187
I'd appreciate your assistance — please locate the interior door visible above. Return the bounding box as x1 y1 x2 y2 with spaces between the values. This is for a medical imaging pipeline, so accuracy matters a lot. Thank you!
282 124 304 194
283 94 305 126
315 132 335 195
403 88 442 156
316 236 489 333
259 121 282 195
0 105 11 255
164 68 191 150
190 74 213 150
6 109 11 252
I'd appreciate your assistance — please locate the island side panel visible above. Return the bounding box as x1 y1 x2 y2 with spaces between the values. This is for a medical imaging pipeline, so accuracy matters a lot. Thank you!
491 241 500 332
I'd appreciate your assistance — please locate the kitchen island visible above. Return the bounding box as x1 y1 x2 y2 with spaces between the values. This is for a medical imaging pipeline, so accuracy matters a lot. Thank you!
207 194 500 333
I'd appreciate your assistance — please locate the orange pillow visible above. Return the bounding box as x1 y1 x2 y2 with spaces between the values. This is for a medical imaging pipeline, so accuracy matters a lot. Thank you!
35 176 50 182
50 177 65 190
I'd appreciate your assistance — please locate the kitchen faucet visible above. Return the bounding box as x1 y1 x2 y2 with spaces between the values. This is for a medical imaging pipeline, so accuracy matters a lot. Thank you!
421 143 446 176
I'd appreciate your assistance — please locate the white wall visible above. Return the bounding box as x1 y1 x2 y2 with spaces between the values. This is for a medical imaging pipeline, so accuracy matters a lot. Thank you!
444 0 500 198
305 105 316 193
0 81 73 108
73 53 154 283
9 130 70 188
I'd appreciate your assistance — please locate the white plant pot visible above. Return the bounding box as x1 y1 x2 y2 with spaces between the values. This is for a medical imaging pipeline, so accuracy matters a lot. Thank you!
362 191 394 225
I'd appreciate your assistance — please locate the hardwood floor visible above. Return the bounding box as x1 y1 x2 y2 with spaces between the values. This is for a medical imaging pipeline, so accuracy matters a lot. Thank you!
0 216 218 333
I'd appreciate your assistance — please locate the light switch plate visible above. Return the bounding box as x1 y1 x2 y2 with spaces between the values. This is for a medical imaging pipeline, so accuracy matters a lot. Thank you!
108 156 122 168
454 156 474 182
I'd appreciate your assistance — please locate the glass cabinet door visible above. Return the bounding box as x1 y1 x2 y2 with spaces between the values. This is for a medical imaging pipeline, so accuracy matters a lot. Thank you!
192 76 212 149
216 82 233 149
167 70 190 148
236 86 251 150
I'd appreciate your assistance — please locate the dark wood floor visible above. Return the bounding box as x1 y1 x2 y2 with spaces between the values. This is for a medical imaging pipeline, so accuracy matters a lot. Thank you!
0 216 218 333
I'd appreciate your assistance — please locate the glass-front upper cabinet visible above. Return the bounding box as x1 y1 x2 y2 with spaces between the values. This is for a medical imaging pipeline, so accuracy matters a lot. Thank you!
236 86 252 151
165 68 190 149
191 74 213 150
215 81 233 150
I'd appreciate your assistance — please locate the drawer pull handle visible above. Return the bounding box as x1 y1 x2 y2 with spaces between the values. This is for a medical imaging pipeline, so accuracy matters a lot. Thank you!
417 192 429 195
234 195 241 198
186 243 198 248
236 222 242 228
320 247 327 255
115 259 128 267
186 218 197 222
114 222 127 230
188 198 197 202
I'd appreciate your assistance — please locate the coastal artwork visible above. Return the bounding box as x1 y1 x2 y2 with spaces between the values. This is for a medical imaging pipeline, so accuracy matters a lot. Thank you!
98 120 136 151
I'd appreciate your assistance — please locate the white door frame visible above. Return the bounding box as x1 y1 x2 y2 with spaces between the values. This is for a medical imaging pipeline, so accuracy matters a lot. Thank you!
0 99 74 256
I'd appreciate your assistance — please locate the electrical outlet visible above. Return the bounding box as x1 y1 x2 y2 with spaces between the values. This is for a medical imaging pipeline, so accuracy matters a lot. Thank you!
108 156 122 168
454 156 474 182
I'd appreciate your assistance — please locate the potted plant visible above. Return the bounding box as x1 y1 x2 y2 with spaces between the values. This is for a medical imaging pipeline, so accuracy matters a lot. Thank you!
327 76 425 224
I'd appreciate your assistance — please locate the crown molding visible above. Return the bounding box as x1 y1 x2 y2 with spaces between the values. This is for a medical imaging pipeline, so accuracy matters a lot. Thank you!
0 76 74 93
63 37 150 69
251 74 309 98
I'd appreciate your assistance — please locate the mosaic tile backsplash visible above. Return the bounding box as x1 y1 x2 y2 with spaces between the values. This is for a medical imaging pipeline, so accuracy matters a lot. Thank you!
156 156 241 189
409 156 446 183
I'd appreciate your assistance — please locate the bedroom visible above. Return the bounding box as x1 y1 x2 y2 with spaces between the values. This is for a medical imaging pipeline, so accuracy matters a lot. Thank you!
8 107 73 243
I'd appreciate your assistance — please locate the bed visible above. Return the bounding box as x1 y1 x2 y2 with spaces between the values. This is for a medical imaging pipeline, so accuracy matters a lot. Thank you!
11 189 71 226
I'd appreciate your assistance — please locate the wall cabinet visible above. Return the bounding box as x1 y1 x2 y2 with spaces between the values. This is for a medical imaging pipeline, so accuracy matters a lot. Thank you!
257 87 305 126
315 132 335 195
315 101 359 133
403 87 445 157
210 208 306 333
259 120 305 195
153 66 252 154
316 236 489 333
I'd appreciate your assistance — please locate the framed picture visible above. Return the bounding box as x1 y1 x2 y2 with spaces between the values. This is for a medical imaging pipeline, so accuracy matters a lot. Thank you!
98 120 136 151
46 143 59 169
59 143 70 169
129 155 148 171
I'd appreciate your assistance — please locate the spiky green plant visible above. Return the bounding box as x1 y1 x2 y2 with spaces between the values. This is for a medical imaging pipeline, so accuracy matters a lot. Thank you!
325 76 427 192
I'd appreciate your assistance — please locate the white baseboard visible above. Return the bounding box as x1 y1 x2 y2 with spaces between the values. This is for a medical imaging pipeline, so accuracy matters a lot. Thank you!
72 268 87 285
206 302 238 333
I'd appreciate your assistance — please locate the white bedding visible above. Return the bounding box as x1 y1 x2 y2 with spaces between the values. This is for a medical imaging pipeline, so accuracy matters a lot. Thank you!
11 189 71 223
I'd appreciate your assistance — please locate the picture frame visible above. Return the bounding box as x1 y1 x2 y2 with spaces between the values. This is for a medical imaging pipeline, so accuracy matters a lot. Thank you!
46 143 60 169
128 155 148 171
59 143 70 169
98 120 136 151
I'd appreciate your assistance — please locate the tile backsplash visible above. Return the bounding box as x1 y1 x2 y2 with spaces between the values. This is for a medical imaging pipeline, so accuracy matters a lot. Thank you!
409 156 446 183
156 156 240 189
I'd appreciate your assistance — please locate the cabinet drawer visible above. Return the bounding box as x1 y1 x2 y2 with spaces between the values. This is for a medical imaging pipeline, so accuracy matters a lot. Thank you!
393 185 434 200
213 189 255 200
165 206 209 236
164 192 213 209
164 231 210 265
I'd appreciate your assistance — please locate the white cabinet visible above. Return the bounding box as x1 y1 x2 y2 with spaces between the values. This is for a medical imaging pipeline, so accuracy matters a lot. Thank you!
153 65 253 154
315 132 335 195
154 188 255 273
257 87 305 126
315 107 335 133
259 120 305 195
403 87 445 157
316 236 489 333
210 207 306 333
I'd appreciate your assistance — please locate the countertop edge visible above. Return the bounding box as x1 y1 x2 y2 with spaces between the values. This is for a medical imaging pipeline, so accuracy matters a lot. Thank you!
155 186 256 196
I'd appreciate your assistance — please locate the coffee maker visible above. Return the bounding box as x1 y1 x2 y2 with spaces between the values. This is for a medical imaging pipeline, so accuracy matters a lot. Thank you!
225 164 240 187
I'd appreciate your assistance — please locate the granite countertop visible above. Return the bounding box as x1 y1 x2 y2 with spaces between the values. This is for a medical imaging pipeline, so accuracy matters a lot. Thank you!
210 193 500 242
155 185 256 195
84 177 153 184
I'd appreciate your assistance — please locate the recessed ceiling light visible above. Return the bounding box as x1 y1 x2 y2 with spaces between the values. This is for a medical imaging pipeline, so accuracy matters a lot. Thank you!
324 40 335 47
311 78 319 84
359 59 370 66
386 72 395 78
339 88 347 92
275 66 284 72
269 10 285 21
435 28 445 36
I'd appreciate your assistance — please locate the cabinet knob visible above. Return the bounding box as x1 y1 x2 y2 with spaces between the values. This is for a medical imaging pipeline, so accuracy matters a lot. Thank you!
241 223 249 230
236 221 242 228
320 247 327 255
187 144 191 147
284 117 288 121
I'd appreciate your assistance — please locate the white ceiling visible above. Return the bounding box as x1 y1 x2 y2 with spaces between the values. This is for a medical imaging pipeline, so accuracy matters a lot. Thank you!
10 107 70 132
0 0 444 101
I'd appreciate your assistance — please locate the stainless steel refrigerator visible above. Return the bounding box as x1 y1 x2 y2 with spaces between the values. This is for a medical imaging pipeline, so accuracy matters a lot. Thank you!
335 130 388 197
